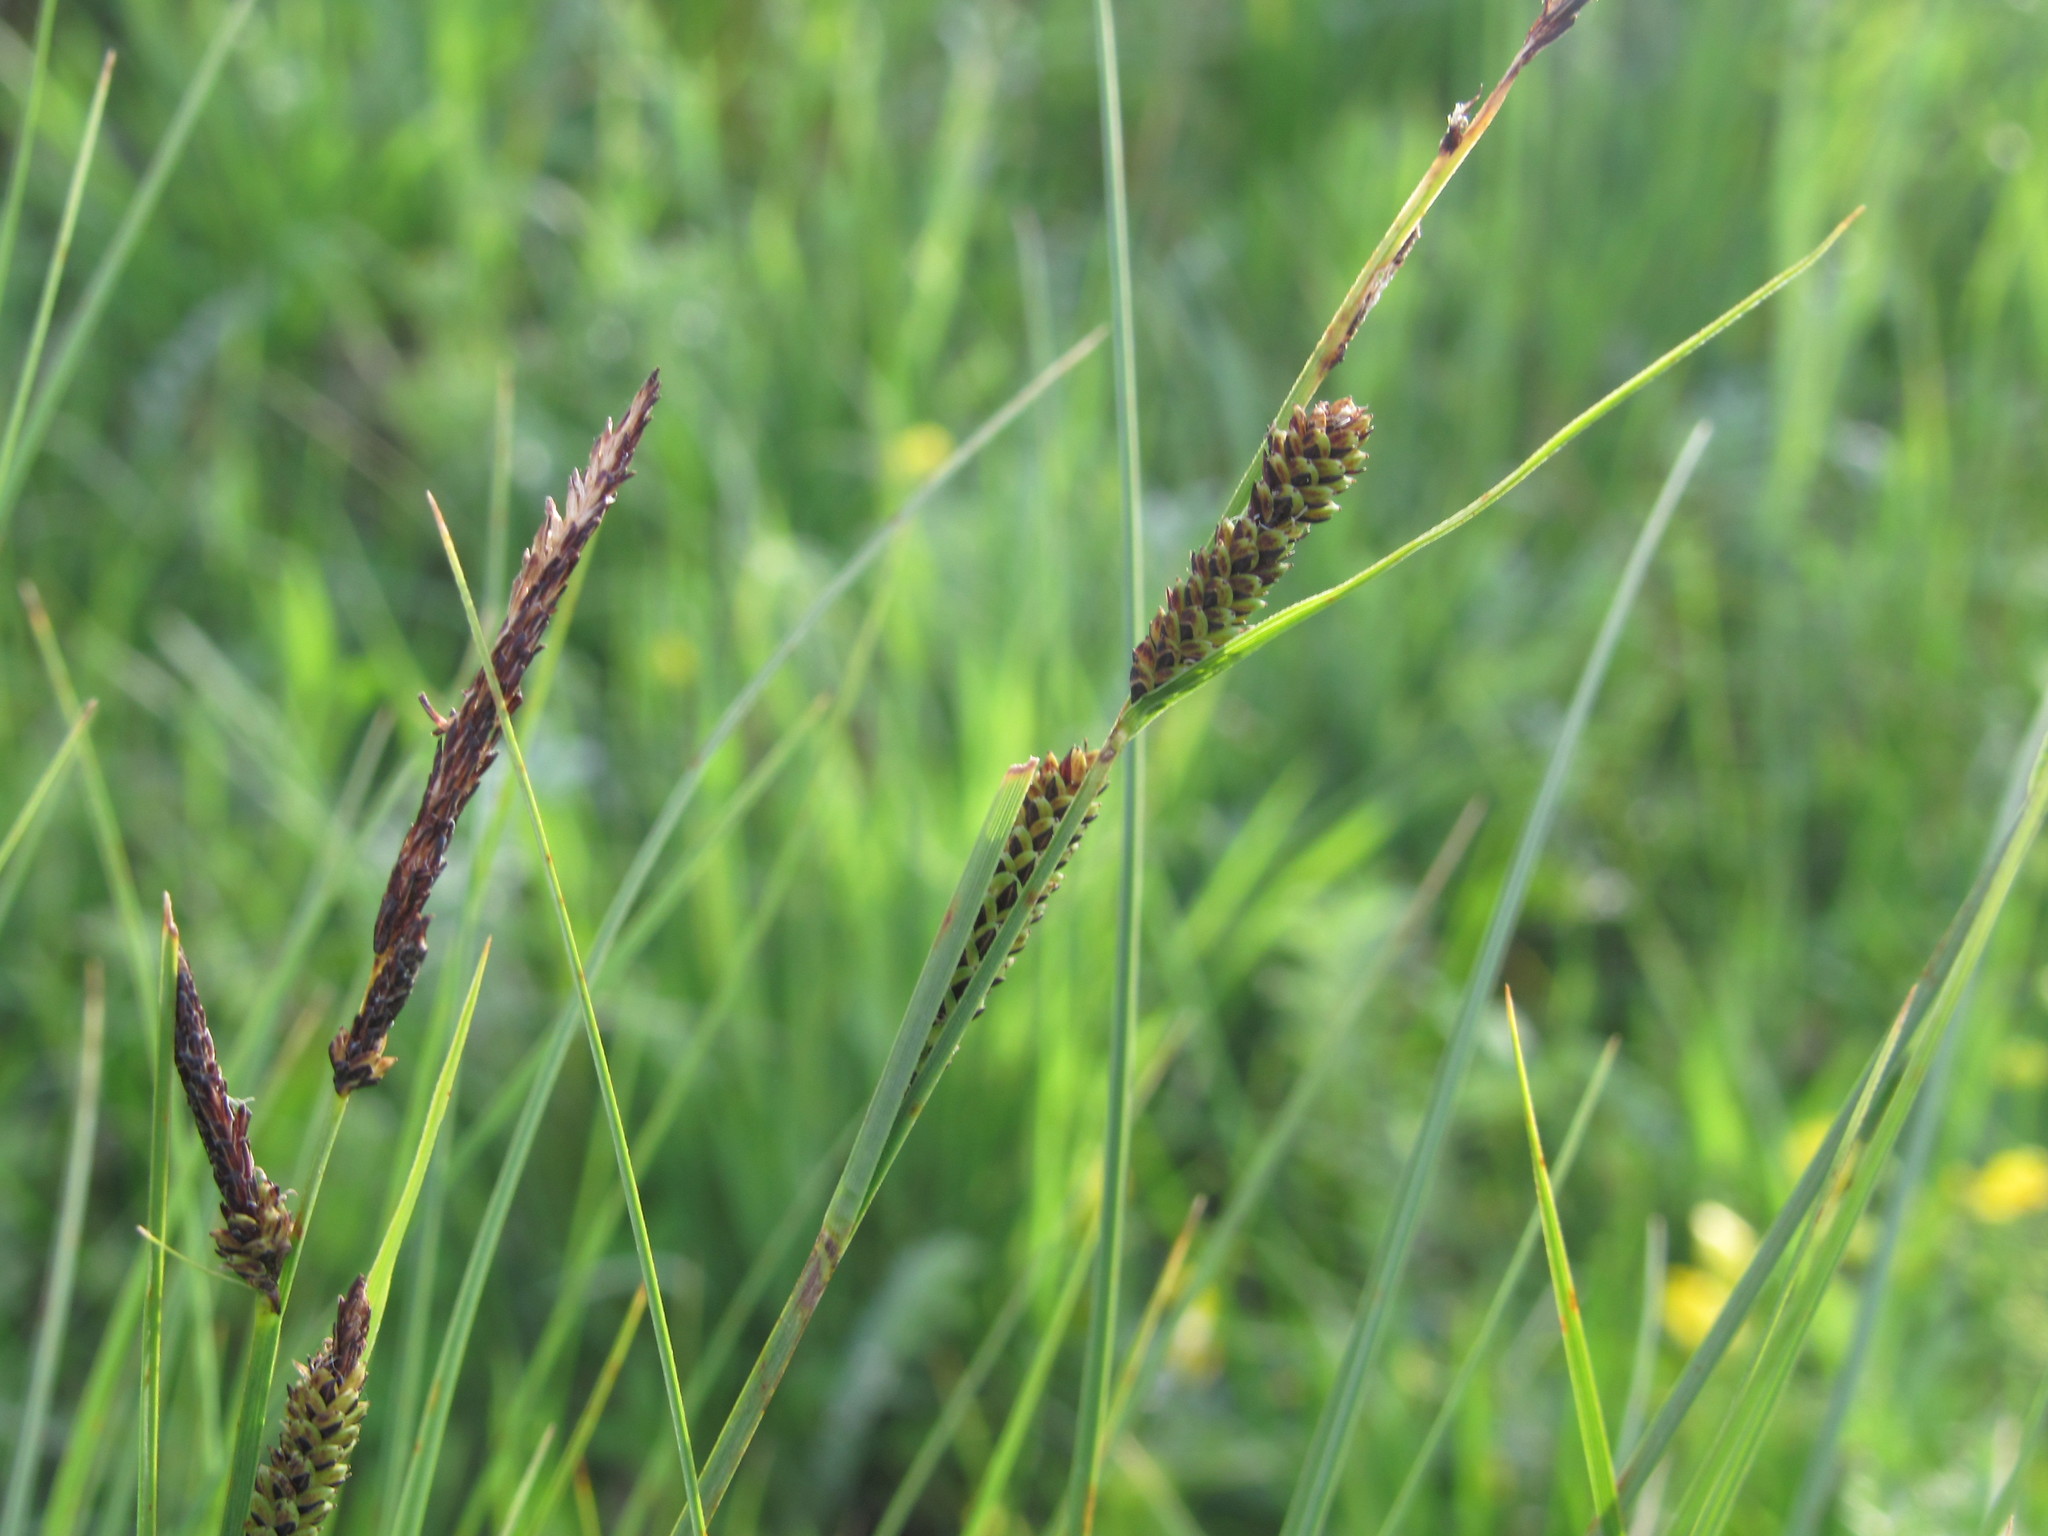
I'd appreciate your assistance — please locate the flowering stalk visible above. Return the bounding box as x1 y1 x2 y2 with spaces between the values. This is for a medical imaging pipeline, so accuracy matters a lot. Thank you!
329 373 660 1092
244 1278 371 1535
170 921 297 1310
1129 398 1371 702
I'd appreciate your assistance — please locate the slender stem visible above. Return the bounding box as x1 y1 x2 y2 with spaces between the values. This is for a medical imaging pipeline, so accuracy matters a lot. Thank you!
428 496 709 1536
0 0 61 319
1069 0 1144 1527
138 910 177 1536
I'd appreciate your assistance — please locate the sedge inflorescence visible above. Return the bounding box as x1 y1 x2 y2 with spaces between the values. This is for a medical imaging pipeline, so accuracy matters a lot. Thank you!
1129 398 1372 702
244 1278 371 1535
914 746 1104 1084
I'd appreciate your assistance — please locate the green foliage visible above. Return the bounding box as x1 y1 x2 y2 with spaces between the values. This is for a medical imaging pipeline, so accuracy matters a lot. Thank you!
1 0 2045 1533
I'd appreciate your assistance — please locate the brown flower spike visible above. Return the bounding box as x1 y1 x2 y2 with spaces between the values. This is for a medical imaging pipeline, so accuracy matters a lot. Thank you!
330 373 660 1092
172 925 298 1310
913 747 1103 1085
245 1277 371 1535
1129 398 1371 701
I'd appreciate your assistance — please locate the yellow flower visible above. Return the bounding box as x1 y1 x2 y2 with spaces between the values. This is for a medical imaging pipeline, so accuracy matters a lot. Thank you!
1689 1201 1758 1283
1963 1146 2048 1224
1165 1285 1224 1385
1662 1264 1730 1351
884 422 954 488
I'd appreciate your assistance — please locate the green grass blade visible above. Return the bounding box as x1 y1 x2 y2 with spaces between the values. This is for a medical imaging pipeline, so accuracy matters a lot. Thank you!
1376 1038 1618 1536
19 584 153 1039
0 0 257 538
1784 685 2048 1536
695 762 1035 1516
1276 419 1709 1536
1 963 106 1536
362 938 491 1357
0 696 93 887
1666 739 2048 1536
136 900 176 1536
42 1257 142 1536
1981 1365 2048 1536
1124 218 1856 735
515 1288 649 1536
495 1428 555 1536
426 494 709 1536
965 1229 1100 1536
1619 709 2048 1504
0 0 61 316
1070 0 1145 1527
1505 992 1620 1534
0 49 113 527
1617 1215 1669 1466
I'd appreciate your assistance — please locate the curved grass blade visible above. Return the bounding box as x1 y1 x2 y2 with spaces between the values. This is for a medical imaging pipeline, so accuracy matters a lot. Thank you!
1981 1365 2048 1535
1506 991 1620 1534
0 50 114 534
427 495 709 1536
1376 1039 1619 1536
495 1427 555 1536
1070 0 1146 1526
1276 420 1708 1536
1617 1215 1669 1466
1 965 106 1536
1125 218 1856 734
0 0 258 539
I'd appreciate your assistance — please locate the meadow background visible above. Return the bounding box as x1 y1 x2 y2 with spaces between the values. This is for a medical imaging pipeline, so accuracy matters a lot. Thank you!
2 0 2047 1532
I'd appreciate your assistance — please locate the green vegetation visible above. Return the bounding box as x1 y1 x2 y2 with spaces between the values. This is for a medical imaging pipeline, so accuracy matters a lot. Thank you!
2 0 2045 1532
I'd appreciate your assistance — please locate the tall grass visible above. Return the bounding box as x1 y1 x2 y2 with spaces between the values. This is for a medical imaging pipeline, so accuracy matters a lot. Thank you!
1 0 2043 1531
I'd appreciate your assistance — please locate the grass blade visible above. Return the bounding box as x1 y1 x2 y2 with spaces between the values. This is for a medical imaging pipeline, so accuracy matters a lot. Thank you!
515 1288 649 1536
1125 215 1855 734
362 938 491 1357
20 584 153 1039
1 963 106 1536
1505 991 1620 1534
1375 1039 1620 1536
495 1428 556 1536
0 0 61 314
0 696 94 888
0 49 114 526
965 1230 1100 1536
426 493 710 1536
0 0 258 539
1069 0 1145 1528
136 901 176 1536
1276 420 1708 1536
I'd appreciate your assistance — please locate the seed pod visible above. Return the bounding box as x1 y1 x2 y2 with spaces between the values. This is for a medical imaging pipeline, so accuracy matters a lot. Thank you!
171 928 297 1310
1130 398 1371 701
330 373 660 1092
245 1278 371 1535
914 747 1104 1084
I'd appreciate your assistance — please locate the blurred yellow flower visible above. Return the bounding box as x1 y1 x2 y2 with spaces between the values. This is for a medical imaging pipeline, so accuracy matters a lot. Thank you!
1963 1146 2048 1224
1689 1200 1758 1283
1663 1264 1730 1351
885 422 954 487
1165 1285 1224 1384
1996 1038 2048 1090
